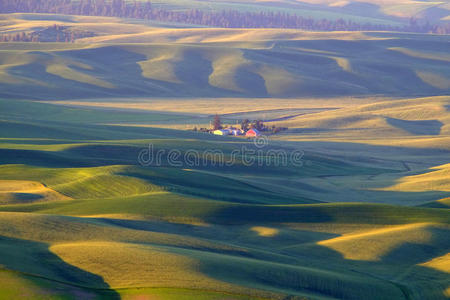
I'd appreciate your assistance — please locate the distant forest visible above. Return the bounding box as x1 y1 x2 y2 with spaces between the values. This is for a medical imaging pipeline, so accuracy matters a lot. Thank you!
1 0 449 34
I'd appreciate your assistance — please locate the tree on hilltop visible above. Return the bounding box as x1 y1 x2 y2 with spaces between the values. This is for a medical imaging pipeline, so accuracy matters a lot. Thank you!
213 114 222 130
241 119 250 131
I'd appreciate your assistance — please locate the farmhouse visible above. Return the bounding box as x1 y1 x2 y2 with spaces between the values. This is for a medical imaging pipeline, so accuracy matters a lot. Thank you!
231 129 244 136
245 128 261 137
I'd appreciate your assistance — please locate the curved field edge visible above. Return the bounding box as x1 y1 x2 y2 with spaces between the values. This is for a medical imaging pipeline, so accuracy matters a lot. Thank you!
0 268 268 300
0 209 448 299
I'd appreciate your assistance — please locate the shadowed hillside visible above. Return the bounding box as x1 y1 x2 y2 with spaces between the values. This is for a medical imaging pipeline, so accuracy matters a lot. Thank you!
0 14 449 99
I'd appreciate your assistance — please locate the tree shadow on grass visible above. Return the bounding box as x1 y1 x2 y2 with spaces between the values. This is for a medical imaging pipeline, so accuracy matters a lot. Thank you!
0 235 120 299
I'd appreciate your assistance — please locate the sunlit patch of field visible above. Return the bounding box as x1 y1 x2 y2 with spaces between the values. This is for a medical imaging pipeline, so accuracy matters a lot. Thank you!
276 96 450 125
118 287 265 300
317 223 438 261
376 164 450 193
46 60 115 89
332 56 352 72
422 197 450 209
43 97 379 115
80 27 382 44
47 240 408 299
420 253 450 273
0 212 247 254
0 180 46 192
271 96 450 143
250 226 279 237
0 165 166 200
208 50 250 92
138 48 184 84
256 65 303 96
49 241 242 290
389 47 450 63
0 180 69 204
416 71 450 90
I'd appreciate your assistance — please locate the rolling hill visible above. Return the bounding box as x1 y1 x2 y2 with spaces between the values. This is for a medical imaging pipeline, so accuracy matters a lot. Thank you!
0 11 449 300
0 91 449 299
0 14 449 100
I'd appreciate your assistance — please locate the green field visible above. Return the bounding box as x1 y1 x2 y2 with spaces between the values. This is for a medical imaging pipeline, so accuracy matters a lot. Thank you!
0 12 449 300
1 94 449 299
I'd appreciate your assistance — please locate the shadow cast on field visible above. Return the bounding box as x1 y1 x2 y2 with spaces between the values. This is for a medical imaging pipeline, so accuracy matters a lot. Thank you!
0 235 120 299
385 118 443 135
77 210 450 299
193 224 450 299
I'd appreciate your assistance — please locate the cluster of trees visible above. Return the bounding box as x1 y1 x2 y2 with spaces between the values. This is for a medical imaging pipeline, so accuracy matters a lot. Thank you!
0 32 38 42
211 115 259 132
0 24 95 42
1 0 449 34
241 119 288 134
240 119 264 132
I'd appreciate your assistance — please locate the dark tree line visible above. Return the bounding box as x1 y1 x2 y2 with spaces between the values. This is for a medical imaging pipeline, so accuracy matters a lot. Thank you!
0 24 95 42
1 0 449 34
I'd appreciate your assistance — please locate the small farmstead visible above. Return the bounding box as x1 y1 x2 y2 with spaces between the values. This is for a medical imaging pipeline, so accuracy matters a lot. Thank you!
200 114 286 137
213 128 261 137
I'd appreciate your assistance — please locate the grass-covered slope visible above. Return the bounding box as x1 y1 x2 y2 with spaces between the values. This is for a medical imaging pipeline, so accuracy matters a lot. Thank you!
1 38 448 99
0 14 449 99
273 96 450 137
0 98 449 299
0 206 448 299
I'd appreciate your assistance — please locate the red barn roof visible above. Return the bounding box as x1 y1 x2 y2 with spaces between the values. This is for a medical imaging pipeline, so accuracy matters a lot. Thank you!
245 129 261 137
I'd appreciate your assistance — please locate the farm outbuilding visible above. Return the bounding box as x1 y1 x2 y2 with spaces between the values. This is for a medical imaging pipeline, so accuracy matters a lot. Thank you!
213 129 231 136
231 129 244 136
